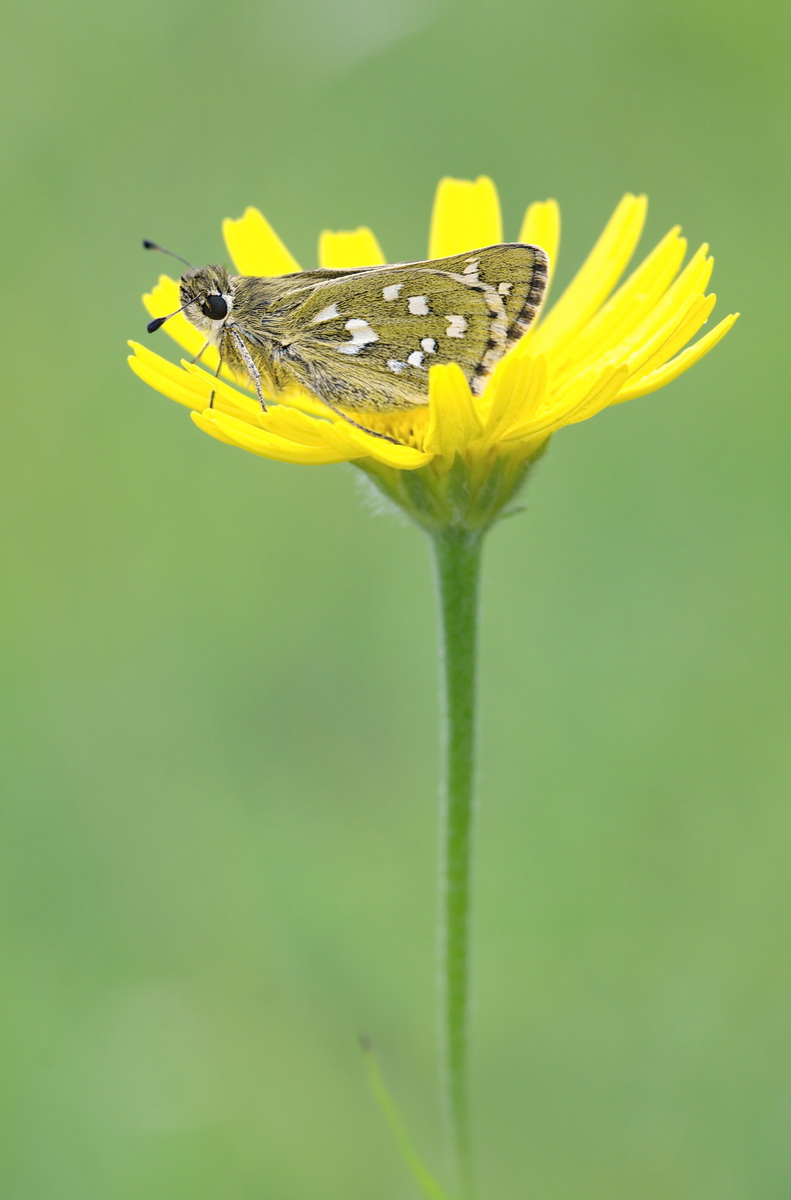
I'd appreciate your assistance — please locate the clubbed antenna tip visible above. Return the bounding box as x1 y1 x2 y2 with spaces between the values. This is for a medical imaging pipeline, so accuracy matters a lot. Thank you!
141 239 194 268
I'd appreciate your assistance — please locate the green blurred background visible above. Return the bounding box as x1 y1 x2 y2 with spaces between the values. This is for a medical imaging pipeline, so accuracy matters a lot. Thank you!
2 0 789 1196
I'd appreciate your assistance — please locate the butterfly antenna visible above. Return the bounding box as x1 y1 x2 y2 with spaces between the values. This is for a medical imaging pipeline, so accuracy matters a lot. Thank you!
143 241 199 332
146 295 203 334
142 239 195 269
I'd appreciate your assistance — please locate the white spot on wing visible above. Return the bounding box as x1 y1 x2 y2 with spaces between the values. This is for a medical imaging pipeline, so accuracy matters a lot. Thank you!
408 295 429 315
383 283 403 301
421 337 436 354
387 359 406 373
337 318 378 354
345 318 378 344
312 302 340 323
445 314 468 338
463 258 480 275
407 350 424 368
498 281 513 295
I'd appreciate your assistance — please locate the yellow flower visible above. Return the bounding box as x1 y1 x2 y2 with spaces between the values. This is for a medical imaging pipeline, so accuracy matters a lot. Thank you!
128 177 737 527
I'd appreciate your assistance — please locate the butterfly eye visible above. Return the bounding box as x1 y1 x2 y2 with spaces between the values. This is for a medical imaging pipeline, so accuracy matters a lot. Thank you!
201 294 228 320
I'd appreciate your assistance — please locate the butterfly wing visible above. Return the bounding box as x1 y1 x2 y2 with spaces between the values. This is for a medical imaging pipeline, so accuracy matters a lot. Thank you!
233 244 548 413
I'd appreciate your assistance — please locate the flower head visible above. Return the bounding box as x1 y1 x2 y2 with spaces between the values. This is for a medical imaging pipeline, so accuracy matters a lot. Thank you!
129 178 737 529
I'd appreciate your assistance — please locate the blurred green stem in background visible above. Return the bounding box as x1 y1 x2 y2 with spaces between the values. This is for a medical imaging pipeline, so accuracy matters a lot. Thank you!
431 526 484 1200
361 1038 452 1200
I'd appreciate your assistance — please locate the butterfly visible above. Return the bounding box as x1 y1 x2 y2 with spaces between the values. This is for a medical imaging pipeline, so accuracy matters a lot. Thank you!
145 242 549 441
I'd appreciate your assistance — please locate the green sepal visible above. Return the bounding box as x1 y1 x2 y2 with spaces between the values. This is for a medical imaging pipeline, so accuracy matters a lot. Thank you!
356 440 550 533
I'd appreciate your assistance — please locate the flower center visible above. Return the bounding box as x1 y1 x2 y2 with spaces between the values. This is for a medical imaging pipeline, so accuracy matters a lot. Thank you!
354 407 430 449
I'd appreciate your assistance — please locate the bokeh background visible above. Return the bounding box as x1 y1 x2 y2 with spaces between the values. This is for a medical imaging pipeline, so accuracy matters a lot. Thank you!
2 0 789 1196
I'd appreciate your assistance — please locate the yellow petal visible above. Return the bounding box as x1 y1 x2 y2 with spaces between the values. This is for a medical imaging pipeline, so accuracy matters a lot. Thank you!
318 228 386 269
655 243 714 312
518 200 560 286
483 354 548 443
128 341 210 411
312 413 433 469
423 364 483 461
193 390 402 463
550 227 687 376
222 207 301 276
541 292 714 416
623 293 716 380
193 409 347 464
182 363 264 422
187 414 240 449
526 194 648 357
562 364 631 426
428 177 503 259
195 384 432 470
614 312 739 403
256 405 339 446
517 365 630 439
594 244 714 371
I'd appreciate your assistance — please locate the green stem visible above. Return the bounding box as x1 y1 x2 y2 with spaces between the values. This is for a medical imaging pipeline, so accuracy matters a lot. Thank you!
430 527 484 1200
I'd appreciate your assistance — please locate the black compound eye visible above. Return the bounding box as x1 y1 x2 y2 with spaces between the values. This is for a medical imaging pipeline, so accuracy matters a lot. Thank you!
200 294 228 320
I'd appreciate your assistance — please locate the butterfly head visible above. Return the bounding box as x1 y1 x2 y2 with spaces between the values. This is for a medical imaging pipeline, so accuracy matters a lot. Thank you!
179 265 234 338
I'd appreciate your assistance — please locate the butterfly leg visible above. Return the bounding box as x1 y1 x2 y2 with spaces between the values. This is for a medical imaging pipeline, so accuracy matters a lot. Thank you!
227 327 268 411
188 340 211 366
208 357 224 410
186 341 224 409
315 397 401 446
